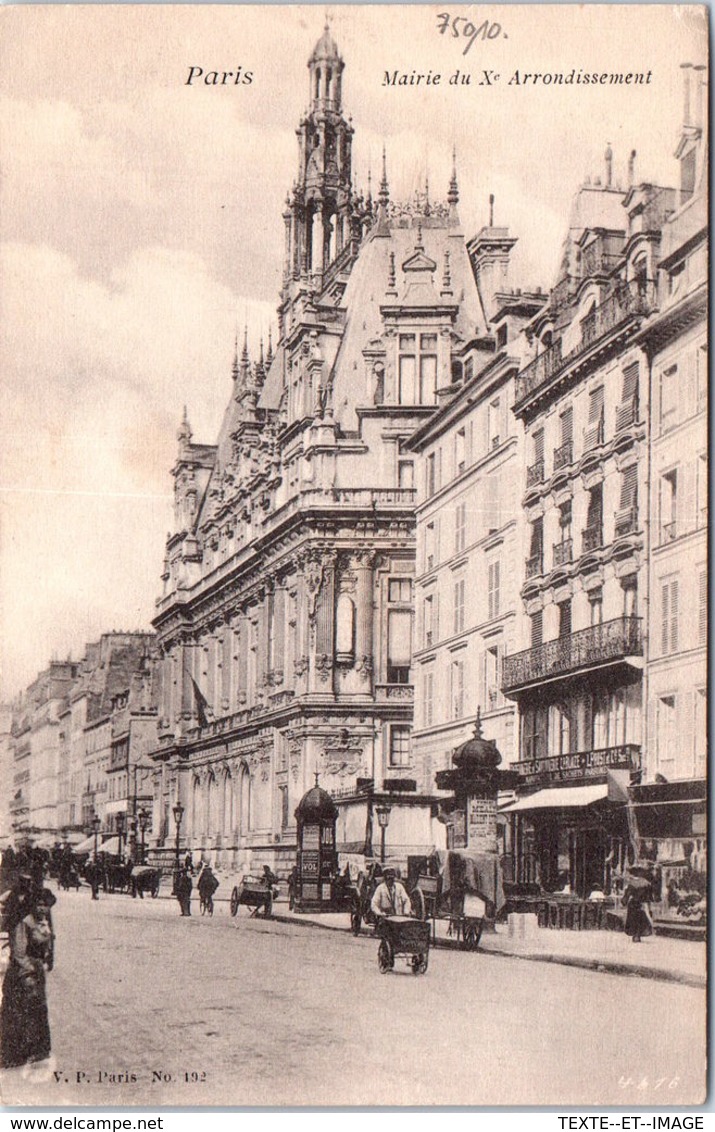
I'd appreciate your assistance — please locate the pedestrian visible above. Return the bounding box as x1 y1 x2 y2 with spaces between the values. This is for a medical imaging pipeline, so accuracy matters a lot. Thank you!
0 883 55 1072
370 867 411 918
86 859 100 900
197 864 218 913
175 866 192 916
623 874 653 943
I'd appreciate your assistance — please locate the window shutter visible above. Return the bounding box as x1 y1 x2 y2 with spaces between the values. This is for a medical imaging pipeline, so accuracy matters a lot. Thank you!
620 465 638 509
534 429 545 464
530 517 543 557
587 485 602 528
699 569 707 646
661 582 670 654
622 362 639 403
531 610 543 647
560 407 573 444
670 580 679 654
589 386 604 421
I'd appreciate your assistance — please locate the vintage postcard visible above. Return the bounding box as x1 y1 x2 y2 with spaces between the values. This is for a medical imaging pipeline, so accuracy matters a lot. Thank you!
0 3 708 1110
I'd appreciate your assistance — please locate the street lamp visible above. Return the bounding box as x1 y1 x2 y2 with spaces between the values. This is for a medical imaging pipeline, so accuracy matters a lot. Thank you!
91 813 101 861
138 808 149 866
173 802 184 872
375 802 392 864
115 811 125 861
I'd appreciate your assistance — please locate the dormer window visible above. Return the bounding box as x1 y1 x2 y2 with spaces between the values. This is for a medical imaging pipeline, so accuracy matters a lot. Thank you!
398 333 438 405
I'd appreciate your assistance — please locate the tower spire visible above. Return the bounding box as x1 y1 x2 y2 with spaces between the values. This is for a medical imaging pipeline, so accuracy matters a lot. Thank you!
378 145 390 207
447 146 460 206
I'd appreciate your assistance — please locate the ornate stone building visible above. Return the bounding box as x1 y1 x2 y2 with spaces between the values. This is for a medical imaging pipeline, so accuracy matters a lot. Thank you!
148 26 486 872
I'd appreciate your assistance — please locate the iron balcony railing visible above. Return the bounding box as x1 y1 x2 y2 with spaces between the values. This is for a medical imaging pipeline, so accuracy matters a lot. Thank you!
502 616 643 692
552 538 573 567
525 553 543 579
515 281 656 408
526 460 545 488
553 441 573 471
581 524 603 553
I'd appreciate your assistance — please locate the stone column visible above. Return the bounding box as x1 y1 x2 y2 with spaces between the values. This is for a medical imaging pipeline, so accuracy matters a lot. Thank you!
309 554 336 694
355 554 375 688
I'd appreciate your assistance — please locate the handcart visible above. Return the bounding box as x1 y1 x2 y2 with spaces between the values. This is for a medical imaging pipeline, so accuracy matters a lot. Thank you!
230 874 276 918
376 915 430 975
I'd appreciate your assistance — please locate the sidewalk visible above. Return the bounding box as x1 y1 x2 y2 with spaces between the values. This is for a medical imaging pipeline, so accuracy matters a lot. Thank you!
265 903 706 989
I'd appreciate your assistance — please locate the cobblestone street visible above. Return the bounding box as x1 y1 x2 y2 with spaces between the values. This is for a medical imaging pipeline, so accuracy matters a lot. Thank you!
0 889 707 1108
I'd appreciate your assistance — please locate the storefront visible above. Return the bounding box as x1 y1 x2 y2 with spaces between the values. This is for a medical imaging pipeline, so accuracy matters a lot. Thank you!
502 746 640 898
628 779 706 928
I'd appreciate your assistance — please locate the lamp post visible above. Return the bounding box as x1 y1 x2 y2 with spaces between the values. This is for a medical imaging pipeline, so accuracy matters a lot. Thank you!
375 802 392 864
90 813 101 901
173 802 184 872
115 811 125 862
138 808 149 866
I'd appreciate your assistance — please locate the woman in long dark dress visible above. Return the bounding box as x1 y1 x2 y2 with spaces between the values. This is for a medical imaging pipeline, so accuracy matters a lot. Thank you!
623 877 653 943
0 891 54 1068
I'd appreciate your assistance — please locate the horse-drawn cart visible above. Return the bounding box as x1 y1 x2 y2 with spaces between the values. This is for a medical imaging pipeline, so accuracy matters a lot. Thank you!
409 849 505 951
230 875 276 918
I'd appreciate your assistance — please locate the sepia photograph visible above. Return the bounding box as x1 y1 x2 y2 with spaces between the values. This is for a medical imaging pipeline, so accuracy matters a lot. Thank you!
0 3 708 1109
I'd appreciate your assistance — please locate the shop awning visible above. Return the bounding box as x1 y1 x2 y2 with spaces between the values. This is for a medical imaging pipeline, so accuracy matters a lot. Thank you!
500 783 609 813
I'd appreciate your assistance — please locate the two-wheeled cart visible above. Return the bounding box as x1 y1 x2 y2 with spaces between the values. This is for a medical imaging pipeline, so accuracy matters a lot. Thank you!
376 915 430 975
230 874 276 918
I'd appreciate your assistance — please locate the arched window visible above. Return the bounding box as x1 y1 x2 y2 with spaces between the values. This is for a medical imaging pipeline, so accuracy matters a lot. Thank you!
191 776 201 841
335 593 355 663
238 764 251 835
223 769 235 836
207 772 219 836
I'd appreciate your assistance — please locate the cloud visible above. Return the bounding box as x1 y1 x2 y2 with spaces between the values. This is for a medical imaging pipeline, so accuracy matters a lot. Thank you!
0 239 274 695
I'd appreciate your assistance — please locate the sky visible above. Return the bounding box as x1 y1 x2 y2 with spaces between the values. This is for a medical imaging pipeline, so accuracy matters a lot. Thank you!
0 3 706 699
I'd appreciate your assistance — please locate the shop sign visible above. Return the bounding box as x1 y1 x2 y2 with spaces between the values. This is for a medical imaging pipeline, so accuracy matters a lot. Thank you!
516 744 638 787
467 796 497 852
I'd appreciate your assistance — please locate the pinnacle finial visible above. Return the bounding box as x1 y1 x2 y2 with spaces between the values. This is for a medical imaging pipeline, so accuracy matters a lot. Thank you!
387 249 397 293
605 142 613 187
314 769 320 787
442 249 452 291
178 405 192 444
424 172 431 216
489 194 494 227
378 144 390 207
416 220 424 250
232 334 239 381
474 708 483 739
448 146 459 206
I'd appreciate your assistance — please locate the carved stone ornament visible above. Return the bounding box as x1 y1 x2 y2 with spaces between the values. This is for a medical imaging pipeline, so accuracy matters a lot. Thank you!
339 571 357 595
355 655 373 678
315 653 334 681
